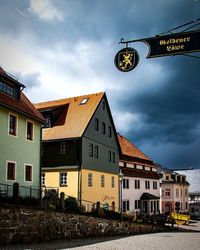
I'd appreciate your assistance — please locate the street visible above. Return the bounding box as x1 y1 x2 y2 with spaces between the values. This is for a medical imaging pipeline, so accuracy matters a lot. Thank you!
1 220 200 250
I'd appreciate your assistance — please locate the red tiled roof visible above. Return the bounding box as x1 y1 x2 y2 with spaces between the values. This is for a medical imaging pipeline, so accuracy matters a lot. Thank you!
122 167 160 179
0 92 44 122
118 134 151 161
0 67 44 122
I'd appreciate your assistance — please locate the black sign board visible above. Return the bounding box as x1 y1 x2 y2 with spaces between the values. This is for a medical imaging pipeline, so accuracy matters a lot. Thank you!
114 47 139 72
142 30 200 58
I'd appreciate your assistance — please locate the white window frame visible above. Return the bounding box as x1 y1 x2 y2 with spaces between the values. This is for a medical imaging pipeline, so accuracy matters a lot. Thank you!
122 200 130 212
26 120 34 142
111 176 115 188
153 181 157 190
88 173 93 187
101 175 105 187
8 113 18 137
60 172 67 186
145 180 150 189
123 178 129 189
24 164 33 182
6 160 16 181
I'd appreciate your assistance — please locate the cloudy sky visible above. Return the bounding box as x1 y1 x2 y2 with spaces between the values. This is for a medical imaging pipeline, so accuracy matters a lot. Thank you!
0 0 200 169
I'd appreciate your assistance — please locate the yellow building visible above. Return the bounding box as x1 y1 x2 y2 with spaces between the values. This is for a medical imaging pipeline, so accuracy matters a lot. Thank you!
35 92 119 211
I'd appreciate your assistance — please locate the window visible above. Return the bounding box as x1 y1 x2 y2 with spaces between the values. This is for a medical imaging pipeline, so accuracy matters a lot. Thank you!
26 121 34 141
123 179 129 189
165 188 171 197
7 162 16 180
135 200 141 210
41 173 45 186
176 188 179 198
186 202 188 210
102 101 105 110
0 80 16 98
60 142 67 155
112 152 115 163
102 122 106 134
135 179 140 189
45 117 51 128
111 176 115 188
25 165 32 182
94 145 98 158
80 98 88 105
108 150 112 162
145 180 150 189
185 189 188 197
166 176 169 180
101 175 105 187
9 114 17 136
88 173 93 187
153 181 157 190
108 126 112 137
89 143 93 157
94 118 99 131
60 173 67 186
122 200 130 212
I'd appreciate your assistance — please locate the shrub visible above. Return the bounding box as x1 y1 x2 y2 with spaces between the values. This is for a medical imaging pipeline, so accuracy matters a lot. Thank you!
65 196 79 213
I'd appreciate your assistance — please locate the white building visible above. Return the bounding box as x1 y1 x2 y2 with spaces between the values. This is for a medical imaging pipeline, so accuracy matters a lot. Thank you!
118 134 161 216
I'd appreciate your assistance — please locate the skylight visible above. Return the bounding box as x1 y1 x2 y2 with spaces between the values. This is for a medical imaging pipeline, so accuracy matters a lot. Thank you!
80 98 89 105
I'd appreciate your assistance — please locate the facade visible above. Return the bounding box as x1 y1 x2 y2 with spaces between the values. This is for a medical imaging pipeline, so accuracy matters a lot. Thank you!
35 92 119 211
0 67 44 197
118 134 160 216
176 169 200 218
161 169 189 214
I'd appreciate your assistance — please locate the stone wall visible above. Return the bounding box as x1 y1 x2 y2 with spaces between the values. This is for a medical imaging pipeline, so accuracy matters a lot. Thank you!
0 206 167 245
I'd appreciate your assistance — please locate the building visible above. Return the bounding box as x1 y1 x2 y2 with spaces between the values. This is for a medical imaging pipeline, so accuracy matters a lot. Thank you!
161 169 189 214
118 134 160 216
35 92 119 211
0 67 44 198
175 169 200 219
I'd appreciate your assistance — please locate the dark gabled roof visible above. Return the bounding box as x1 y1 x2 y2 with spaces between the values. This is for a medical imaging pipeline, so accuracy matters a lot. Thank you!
140 193 160 200
121 167 160 180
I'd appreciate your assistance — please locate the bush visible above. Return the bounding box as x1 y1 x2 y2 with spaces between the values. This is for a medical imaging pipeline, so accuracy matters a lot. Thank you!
65 196 79 213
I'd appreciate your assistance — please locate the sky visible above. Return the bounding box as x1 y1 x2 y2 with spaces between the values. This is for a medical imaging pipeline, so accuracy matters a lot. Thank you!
0 0 200 169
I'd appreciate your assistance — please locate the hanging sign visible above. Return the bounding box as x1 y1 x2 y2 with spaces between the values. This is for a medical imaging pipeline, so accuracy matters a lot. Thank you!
142 30 200 58
114 47 139 72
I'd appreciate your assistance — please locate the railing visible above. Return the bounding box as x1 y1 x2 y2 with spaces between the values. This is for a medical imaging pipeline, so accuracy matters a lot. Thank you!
0 182 41 206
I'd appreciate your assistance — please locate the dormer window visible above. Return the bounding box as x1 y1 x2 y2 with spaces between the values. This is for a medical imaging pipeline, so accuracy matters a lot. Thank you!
0 80 17 98
45 117 51 128
80 98 88 105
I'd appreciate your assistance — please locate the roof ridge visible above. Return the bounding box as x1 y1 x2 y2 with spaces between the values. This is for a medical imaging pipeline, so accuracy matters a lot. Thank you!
34 92 105 106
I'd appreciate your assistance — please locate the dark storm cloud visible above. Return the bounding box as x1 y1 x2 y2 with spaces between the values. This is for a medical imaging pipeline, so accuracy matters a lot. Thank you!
0 0 199 169
114 55 200 144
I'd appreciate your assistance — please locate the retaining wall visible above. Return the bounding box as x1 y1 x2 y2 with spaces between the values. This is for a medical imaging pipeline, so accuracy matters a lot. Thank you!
0 206 167 245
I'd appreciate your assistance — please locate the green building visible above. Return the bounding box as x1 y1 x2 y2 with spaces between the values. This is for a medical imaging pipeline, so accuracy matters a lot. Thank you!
0 67 44 198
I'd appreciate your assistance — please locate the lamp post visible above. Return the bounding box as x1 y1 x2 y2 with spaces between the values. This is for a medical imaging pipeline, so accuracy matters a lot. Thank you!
119 169 124 219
